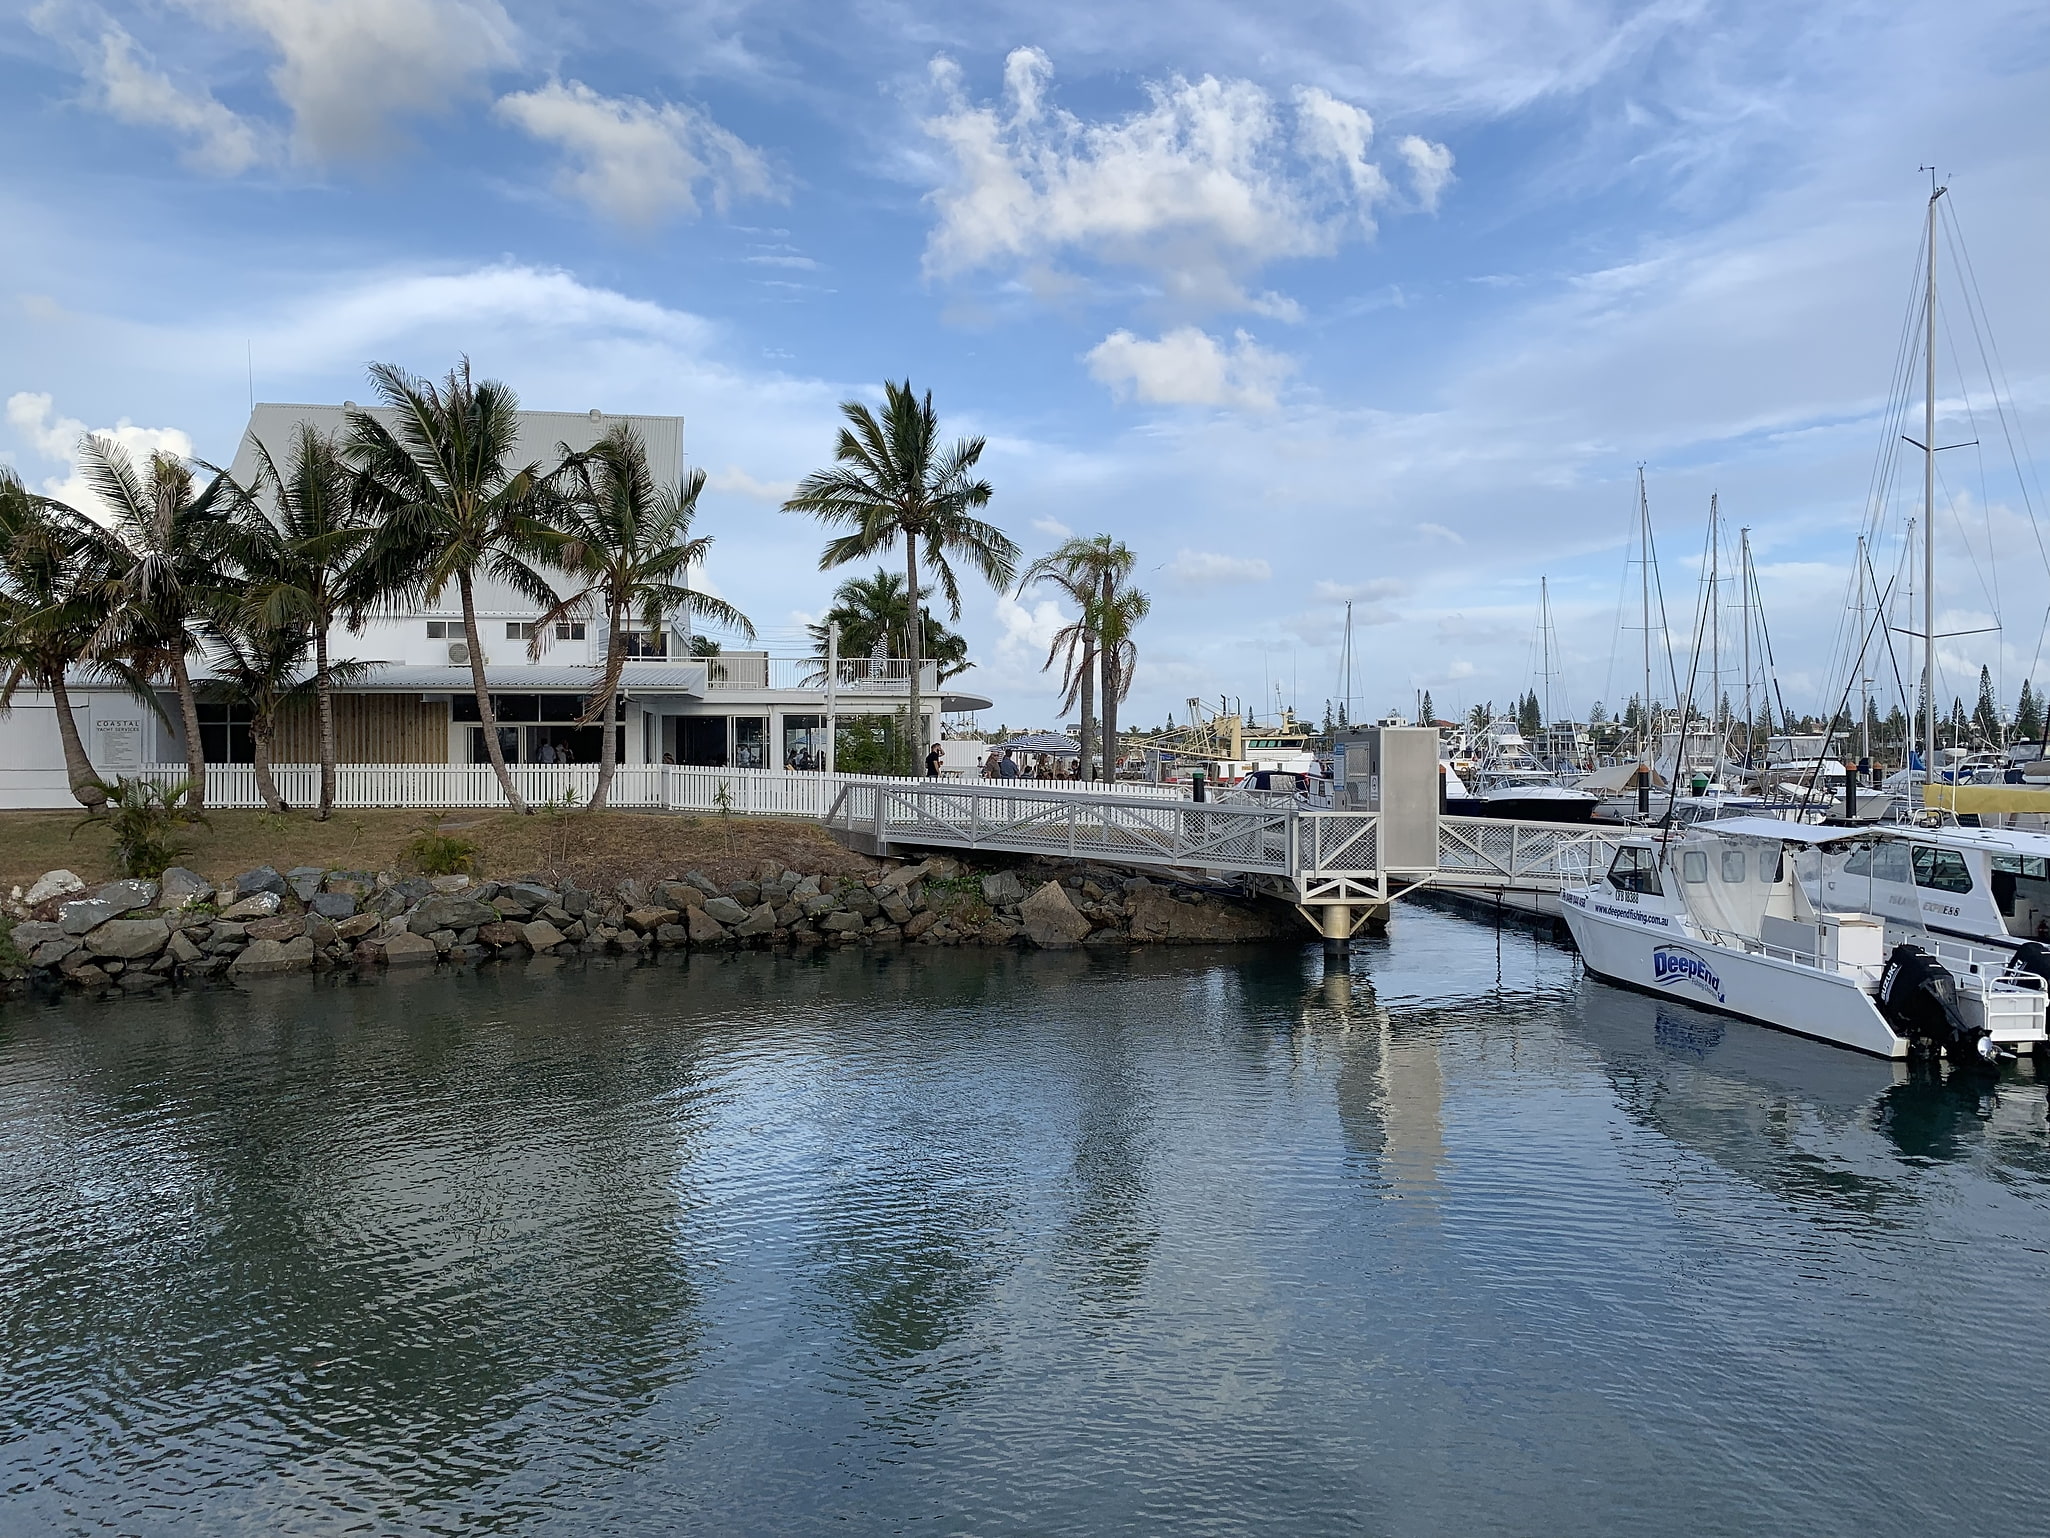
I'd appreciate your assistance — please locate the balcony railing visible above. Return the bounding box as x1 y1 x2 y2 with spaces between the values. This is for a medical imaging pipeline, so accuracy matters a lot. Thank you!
686 654 940 692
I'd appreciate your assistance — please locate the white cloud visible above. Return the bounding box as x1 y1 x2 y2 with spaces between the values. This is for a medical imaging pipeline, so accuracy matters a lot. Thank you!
1168 549 1271 586
6 391 194 518
922 47 1429 313
28 11 271 174
210 0 517 160
1086 326 1293 411
1416 522 1465 544
1031 515 1074 539
1398 135 1456 211
707 465 795 501
1313 578 1407 602
496 79 775 226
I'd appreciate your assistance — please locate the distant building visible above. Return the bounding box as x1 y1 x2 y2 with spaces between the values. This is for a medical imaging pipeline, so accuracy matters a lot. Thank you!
0 403 990 801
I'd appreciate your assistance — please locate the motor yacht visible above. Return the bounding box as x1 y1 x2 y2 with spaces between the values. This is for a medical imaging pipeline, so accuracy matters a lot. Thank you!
1559 818 2048 1061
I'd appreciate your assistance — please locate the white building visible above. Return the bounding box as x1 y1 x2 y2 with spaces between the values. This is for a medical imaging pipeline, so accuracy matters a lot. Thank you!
0 402 989 804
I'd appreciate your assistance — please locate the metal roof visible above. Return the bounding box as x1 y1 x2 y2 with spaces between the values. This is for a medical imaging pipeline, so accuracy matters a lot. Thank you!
999 732 1081 754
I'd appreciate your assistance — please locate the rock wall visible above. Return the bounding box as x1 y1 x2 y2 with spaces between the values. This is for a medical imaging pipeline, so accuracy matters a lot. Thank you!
1 854 1298 1002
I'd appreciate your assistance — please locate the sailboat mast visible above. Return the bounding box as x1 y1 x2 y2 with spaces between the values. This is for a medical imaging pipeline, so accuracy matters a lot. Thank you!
1539 576 1553 745
1740 526 1753 766
1708 494 1721 768
1923 175 1945 796
1639 467 1652 770
1856 534 1870 765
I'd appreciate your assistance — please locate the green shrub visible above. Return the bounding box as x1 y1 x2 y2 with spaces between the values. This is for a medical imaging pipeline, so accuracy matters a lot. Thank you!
405 813 479 876
75 777 209 879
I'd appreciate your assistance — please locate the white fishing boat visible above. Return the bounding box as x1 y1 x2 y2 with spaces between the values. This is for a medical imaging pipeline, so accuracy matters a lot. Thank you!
1803 822 2050 952
1559 818 2048 1062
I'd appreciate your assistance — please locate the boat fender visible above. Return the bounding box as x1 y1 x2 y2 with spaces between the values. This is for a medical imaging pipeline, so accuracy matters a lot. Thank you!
1877 943 1980 1059
2011 941 2050 991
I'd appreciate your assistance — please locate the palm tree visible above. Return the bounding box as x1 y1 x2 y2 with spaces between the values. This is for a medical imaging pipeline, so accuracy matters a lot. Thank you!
78 438 233 809
0 469 157 811
222 424 377 819
198 614 311 814
347 358 562 813
783 380 1016 763
1018 535 1134 780
539 426 755 809
806 569 970 683
1095 580 1150 784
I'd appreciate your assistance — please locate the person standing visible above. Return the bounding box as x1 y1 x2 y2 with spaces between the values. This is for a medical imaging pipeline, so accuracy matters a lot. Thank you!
998 749 1020 779
925 742 944 778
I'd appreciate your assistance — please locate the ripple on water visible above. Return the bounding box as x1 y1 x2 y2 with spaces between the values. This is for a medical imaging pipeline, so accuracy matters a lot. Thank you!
3 912 2049 1536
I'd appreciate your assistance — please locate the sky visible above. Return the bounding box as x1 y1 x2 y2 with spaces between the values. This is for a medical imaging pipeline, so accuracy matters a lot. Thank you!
3 0 2047 736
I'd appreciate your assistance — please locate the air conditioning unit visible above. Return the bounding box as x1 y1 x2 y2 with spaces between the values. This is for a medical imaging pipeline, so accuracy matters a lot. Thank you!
447 642 471 664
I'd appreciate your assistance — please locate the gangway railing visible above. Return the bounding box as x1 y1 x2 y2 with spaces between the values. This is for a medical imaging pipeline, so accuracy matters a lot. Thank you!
1433 816 1627 894
823 779 1390 898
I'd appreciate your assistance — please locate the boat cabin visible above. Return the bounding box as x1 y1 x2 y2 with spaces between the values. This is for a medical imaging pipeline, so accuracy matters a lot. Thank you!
1806 825 2050 945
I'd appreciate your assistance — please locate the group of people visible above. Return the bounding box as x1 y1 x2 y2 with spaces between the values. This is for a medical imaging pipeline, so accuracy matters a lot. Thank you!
979 748 1084 781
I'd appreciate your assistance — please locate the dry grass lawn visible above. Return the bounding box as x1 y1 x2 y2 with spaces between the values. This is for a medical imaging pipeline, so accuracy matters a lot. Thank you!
1 806 876 894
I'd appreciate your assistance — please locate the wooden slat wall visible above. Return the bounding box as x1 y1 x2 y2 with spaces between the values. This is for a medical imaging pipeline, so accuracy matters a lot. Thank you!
273 695 449 763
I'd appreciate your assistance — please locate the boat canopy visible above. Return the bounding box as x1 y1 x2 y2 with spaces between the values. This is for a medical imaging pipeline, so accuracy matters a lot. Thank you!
1695 817 1868 846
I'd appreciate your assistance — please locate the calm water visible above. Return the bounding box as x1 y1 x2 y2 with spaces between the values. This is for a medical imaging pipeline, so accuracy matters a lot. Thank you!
5 908 2050 1536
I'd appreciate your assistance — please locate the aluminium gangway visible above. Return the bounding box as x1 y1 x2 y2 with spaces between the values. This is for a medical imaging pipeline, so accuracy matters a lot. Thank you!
823 779 1628 939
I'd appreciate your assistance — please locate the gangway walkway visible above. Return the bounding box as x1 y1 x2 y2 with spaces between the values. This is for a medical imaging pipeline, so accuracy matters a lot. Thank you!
824 780 1622 939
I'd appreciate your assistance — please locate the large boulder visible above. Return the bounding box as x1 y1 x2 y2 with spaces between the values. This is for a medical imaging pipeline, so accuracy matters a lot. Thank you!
408 895 498 934
502 881 557 910
1019 882 1092 949
426 874 473 894
702 896 749 926
521 919 566 952
683 870 722 897
92 878 159 912
980 870 1026 907
821 910 865 934
159 867 215 908
167 930 205 965
230 936 315 975
309 892 357 919
476 921 528 949
654 881 705 911
59 899 128 935
219 892 283 920
686 906 728 945
231 866 288 901
246 915 308 943
9 921 66 951
85 918 169 961
733 902 777 938
379 931 438 966
1126 889 1287 944
335 912 381 941
285 867 326 902
25 870 86 907
625 906 681 934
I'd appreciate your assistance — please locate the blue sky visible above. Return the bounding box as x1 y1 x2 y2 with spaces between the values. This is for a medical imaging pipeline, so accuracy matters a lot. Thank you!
4 0 2047 733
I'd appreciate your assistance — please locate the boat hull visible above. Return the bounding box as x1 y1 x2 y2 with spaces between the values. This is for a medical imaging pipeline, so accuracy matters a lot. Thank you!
1559 889 1908 1058
1448 795 1602 823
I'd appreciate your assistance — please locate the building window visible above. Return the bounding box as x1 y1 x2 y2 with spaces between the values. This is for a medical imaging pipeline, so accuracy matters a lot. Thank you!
195 701 254 763
782 714 826 770
506 622 536 640
619 629 668 659
427 620 456 639
734 716 767 769
556 621 586 641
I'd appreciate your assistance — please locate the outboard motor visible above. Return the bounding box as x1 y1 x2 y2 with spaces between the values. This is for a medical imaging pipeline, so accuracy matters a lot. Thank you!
2011 941 2050 991
1877 944 1993 1065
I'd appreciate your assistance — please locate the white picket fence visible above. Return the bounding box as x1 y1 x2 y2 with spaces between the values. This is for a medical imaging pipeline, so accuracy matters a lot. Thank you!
0 762 1190 815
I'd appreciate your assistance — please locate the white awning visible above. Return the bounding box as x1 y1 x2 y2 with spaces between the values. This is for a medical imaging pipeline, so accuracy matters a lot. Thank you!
1695 817 1868 845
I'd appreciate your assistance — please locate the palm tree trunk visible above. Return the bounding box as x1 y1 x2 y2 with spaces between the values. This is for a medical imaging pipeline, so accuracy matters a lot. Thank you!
48 672 107 811
590 600 625 810
1078 639 1097 781
904 529 923 775
1102 657 1119 787
461 571 527 813
315 624 336 820
251 718 285 812
170 650 207 810
1098 572 1114 782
